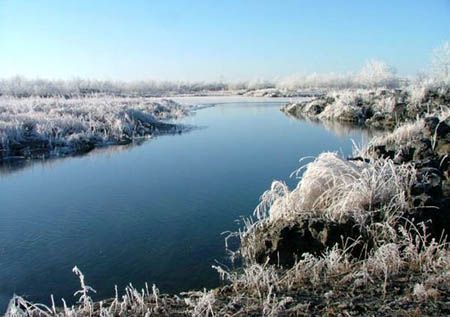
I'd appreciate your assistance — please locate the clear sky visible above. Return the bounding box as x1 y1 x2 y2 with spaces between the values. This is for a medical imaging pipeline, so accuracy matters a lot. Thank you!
0 0 449 81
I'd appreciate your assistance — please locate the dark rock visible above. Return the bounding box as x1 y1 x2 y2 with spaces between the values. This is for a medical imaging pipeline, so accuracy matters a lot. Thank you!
361 106 374 119
435 136 450 158
394 146 414 164
414 157 441 170
369 112 385 122
72 138 96 153
412 193 436 208
436 118 450 137
423 117 440 135
372 145 395 159
410 197 450 240
412 168 443 197
249 217 363 267
347 156 371 163
412 139 433 161
310 103 326 115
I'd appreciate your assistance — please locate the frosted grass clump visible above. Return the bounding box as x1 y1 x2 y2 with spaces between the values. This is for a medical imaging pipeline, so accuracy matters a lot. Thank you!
407 80 450 113
0 96 188 159
284 88 408 125
365 119 424 150
5 267 187 316
183 289 216 317
254 152 415 226
317 90 366 122
408 82 432 106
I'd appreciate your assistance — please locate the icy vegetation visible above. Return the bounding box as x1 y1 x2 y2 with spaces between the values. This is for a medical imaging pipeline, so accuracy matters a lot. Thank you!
0 60 400 99
1 42 448 99
282 85 450 129
0 96 188 161
0 78 246 98
277 59 400 91
282 42 450 129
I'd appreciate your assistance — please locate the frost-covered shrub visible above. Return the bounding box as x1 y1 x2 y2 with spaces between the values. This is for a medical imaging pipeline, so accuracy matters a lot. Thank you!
317 91 368 122
358 60 399 89
366 119 425 150
254 152 415 226
276 60 400 91
276 72 358 90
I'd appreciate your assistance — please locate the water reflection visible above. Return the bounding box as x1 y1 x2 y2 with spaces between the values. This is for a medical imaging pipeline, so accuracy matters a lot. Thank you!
0 143 138 176
281 111 382 143
0 126 199 176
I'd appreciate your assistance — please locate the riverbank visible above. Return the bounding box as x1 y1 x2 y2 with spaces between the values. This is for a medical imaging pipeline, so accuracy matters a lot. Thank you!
281 85 450 129
219 101 450 315
236 87 450 315
0 96 189 163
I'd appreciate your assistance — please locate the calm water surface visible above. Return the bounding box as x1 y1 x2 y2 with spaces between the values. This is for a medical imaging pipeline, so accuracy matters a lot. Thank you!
0 102 369 311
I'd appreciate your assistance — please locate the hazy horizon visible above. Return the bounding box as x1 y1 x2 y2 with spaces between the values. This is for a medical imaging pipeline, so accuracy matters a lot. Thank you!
1 0 449 81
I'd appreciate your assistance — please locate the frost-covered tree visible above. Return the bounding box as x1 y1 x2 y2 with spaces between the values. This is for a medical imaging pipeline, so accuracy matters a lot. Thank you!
246 78 275 90
431 41 450 84
358 60 398 88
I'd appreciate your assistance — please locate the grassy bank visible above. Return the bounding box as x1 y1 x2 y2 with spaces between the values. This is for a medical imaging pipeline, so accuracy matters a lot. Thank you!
0 96 188 162
282 84 450 130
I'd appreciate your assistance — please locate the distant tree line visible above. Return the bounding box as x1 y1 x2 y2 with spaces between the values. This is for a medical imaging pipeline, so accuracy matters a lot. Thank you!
1 42 448 97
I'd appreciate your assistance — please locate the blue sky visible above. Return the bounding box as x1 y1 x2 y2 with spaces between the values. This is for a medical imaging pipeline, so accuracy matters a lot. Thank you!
0 0 449 81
